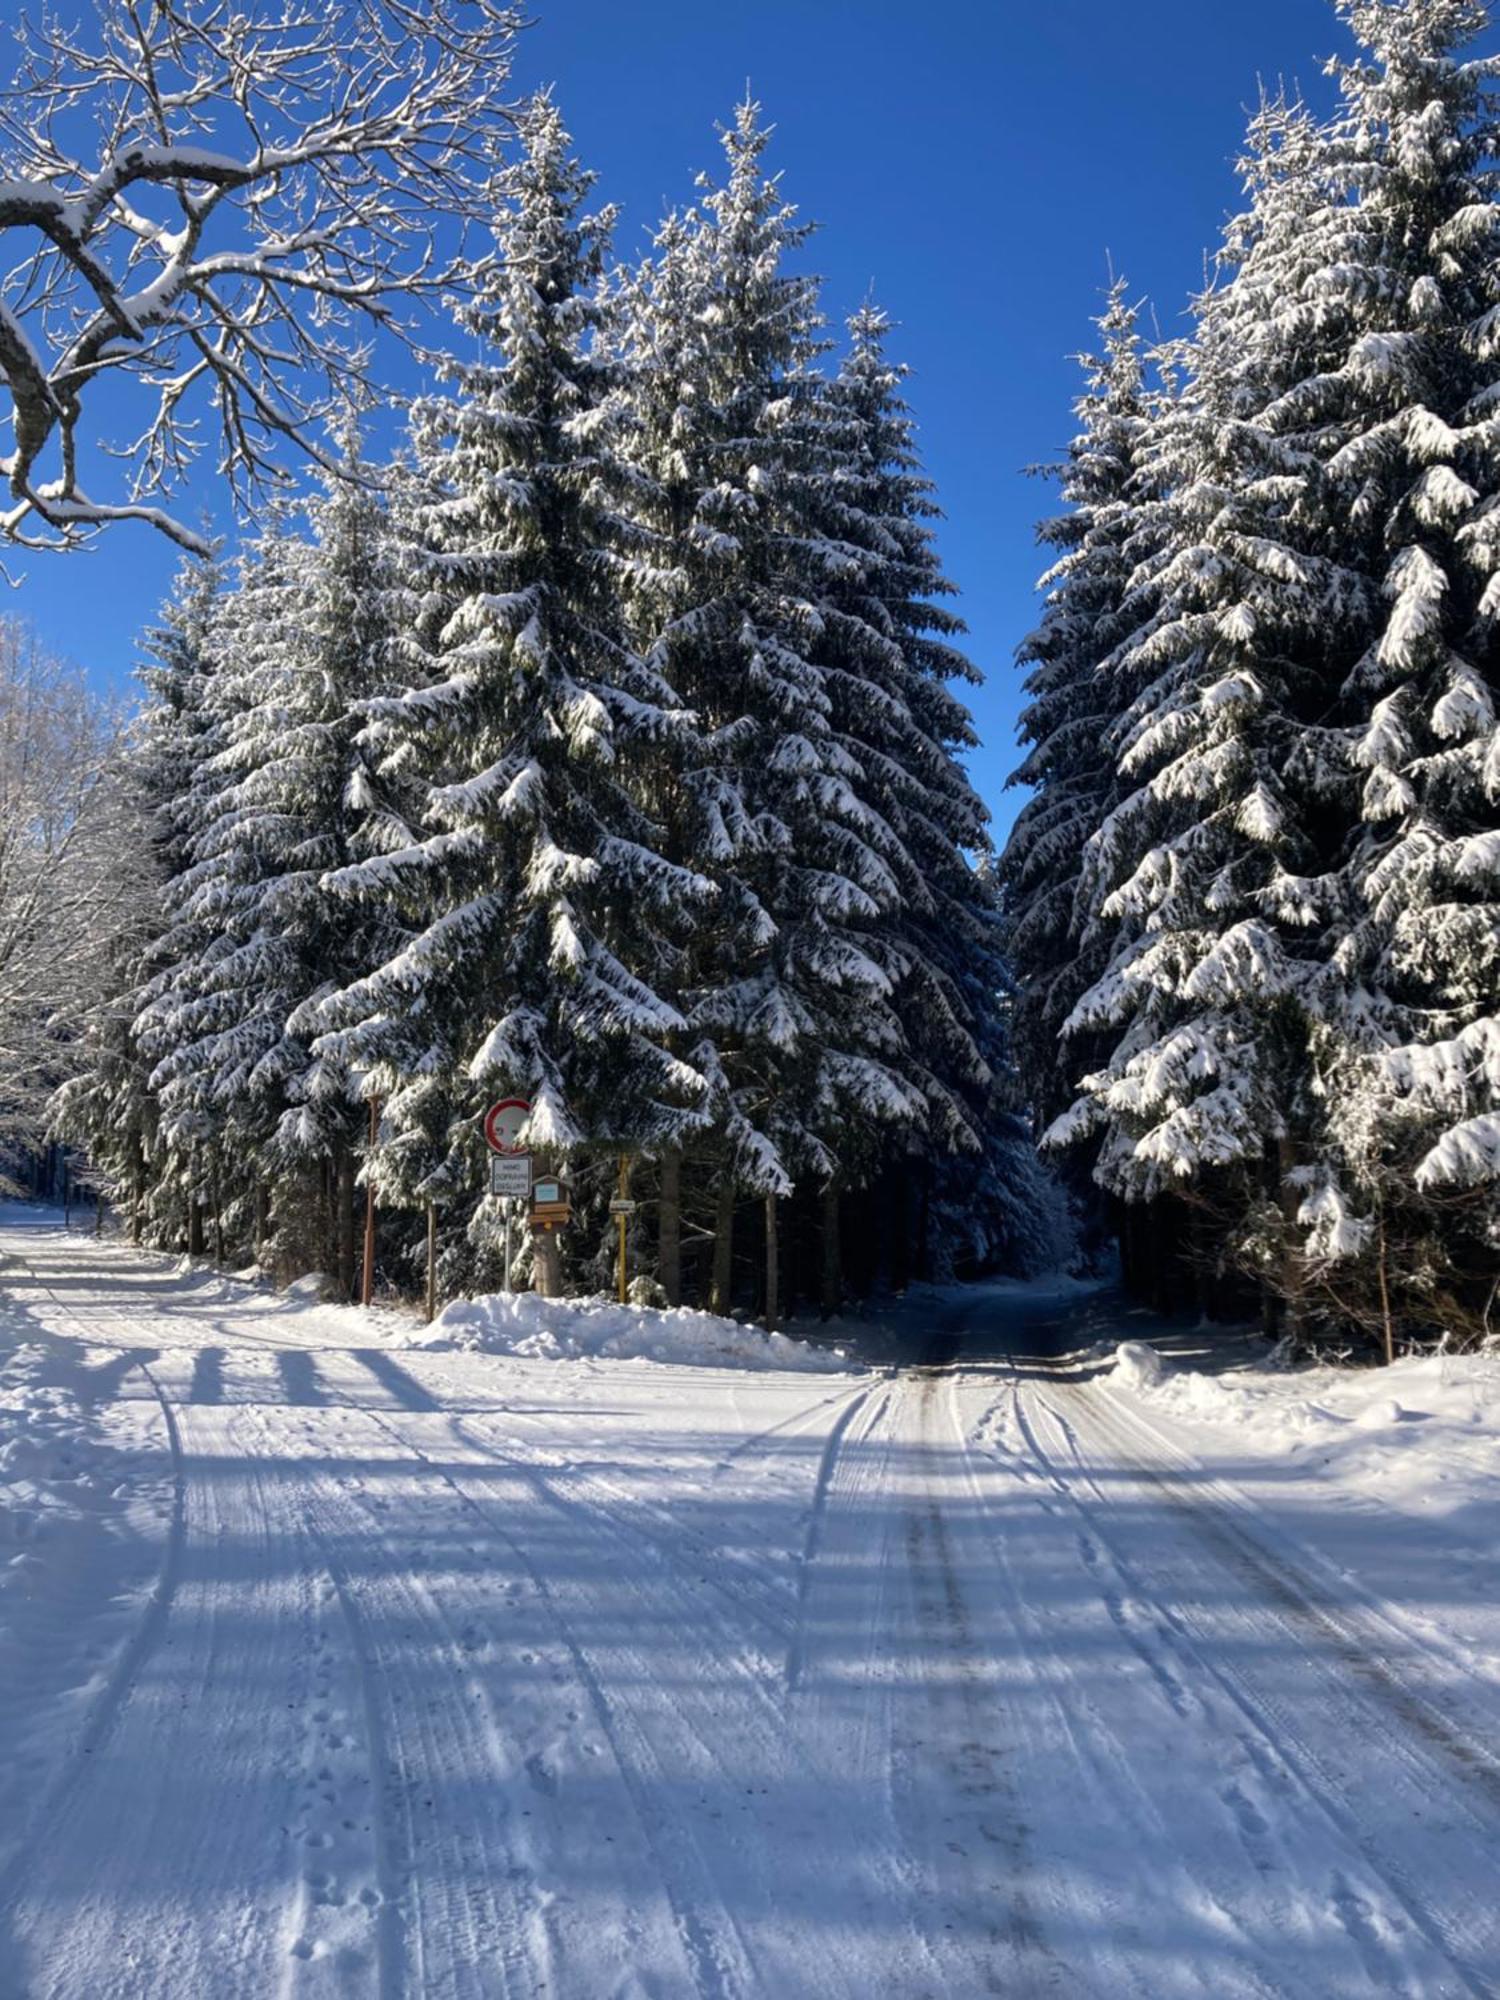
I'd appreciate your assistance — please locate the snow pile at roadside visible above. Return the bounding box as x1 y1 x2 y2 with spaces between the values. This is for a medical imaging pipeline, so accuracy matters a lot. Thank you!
1108 1337 1500 1527
1110 1340 1167 1392
408 1290 859 1372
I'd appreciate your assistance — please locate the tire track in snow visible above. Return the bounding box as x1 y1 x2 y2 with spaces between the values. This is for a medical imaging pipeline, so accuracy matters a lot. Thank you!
356 1405 757 2000
897 1373 1069 1996
709 1377 874 1485
950 1372 1329 1999
783 1375 1071 1995
1085 1380 1500 1779
458 1407 807 1657
0 1309 187 1916
247 1400 559 2000
476 1371 880 1666
1041 1381 1500 1811
783 1383 879 1692
1008 1372 1499 1998
371 1394 946 1999
1 1386 321 1999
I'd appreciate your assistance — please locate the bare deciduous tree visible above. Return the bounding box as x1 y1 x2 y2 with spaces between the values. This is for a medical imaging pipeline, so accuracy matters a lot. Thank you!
0 0 522 552
0 620 129 1186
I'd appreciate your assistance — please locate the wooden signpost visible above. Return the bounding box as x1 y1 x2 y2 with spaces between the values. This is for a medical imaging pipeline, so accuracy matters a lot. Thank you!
529 1176 572 1230
528 1171 570 1296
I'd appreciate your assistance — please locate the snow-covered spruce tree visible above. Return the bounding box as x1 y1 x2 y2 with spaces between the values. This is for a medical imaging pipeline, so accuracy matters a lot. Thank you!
1042 90 1379 1325
1000 278 1154 1137
821 304 1070 1279
314 95 712 1298
64 549 228 1248
134 520 306 1260
614 107 961 1312
1294 0 1500 1348
132 439 398 1279
251 427 407 1286
1048 6 1500 1351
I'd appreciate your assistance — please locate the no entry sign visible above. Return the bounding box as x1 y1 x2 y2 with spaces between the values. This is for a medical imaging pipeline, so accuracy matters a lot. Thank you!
483 1098 530 1155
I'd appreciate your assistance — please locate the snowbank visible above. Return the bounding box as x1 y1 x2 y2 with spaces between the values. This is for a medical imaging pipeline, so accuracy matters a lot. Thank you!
407 1290 859 1373
1111 1340 1166 1391
1109 1337 1500 1531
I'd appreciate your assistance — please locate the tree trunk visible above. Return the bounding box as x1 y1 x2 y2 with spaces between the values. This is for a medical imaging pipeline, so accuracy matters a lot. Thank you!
658 1147 682 1306
425 1202 438 1325
1160 1225 1176 1314
1186 1207 1207 1320
337 1145 357 1300
915 1166 931 1285
254 1183 270 1263
820 1181 841 1318
210 1156 225 1266
710 1176 735 1317
891 1169 911 1295
764 1193 780 1331
187 1198 204 1258
1275 1139 1303 1339
1261 1283 1282 1341
360 1099 378 1307
1375 1199 1395 1368
532 1225 562 1299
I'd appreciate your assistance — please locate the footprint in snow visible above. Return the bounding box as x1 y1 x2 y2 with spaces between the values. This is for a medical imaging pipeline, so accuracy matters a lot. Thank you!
525 1750 558 1797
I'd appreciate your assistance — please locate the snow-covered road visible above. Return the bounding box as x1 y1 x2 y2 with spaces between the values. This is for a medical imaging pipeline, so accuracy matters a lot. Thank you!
3 1215 1500 1999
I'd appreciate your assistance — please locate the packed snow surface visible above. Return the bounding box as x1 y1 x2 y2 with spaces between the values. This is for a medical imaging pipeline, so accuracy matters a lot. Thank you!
413 1288 856 1371
4 1209 1500 1997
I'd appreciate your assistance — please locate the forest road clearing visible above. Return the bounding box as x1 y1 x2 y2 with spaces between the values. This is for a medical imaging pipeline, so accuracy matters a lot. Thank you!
1 1216 1498 1998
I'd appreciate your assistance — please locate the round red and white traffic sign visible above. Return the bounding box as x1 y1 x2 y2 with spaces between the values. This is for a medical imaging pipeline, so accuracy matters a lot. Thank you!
483 1098 530 1155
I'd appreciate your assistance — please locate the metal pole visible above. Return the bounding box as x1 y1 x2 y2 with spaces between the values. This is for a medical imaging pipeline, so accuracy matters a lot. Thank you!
504 1202 514 1294
616 1154 629 1306
361 1097 378 1308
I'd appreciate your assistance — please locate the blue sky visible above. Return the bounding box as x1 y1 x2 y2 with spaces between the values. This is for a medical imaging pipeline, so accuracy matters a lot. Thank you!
13 0 1367 839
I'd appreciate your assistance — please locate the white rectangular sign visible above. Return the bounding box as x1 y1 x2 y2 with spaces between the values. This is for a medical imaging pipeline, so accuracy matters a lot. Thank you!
490 1154 531 1198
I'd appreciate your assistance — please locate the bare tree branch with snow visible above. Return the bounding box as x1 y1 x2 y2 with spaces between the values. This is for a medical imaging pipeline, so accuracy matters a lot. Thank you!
0 0 523 553
0 619 130 1188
